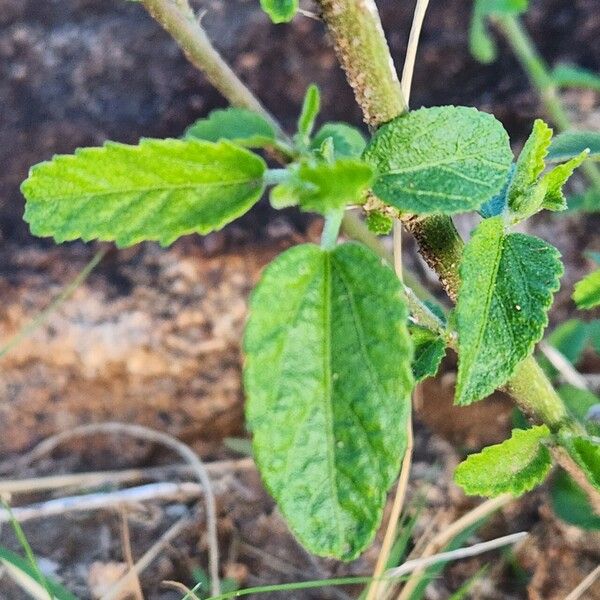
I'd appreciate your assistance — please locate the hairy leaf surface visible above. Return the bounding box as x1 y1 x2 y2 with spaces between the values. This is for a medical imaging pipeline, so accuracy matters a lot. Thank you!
22 139 266 247
540 151 589 212
244 243 414 559
410 326 446 383
564 436 600 491
456 217 562 405
185 108 276 147
454 426 552 497
363 106 513 215
573 270 600 310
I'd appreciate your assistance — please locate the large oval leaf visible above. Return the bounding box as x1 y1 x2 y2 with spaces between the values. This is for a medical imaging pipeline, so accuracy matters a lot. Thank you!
456 216 563 405
21 139 266 247
244 242 414 559
363 106 513 215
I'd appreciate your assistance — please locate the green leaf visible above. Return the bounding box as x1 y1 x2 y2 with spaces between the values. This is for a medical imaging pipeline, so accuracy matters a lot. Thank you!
540 150 589 212
454 426 552 497
259 0 298 23
563 436 600 490
21 139 266 247
547 131 600 163
567 189 600 213
551 471 600 530
558 385 600 436
410 325 446 383
456 217 562 405
295 159 373 214
244 242 414 559
363 106 513 215
507 119 552 219
538 319 589 377
366 211 393 235
551 64 600 92
297 84 321 142
469 0 528 63
573 269 600 310
311 123 367 159
184 107 276 148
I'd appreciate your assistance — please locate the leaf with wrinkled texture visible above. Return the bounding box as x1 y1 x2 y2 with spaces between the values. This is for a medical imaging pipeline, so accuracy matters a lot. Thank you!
21 139 266 247
454 426 552 497
244 242 414 559
410 326 446 383
507 119 552 219
547 131 600 163
295 160 373 214
184 108 276 147
311 123 367 159
260 0 297 23
363 106 513 215
540 151 589 212
573 269 600 309
456 217 562 405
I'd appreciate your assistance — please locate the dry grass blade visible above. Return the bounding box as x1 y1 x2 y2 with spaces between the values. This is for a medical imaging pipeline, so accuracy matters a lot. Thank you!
564 564 600 600
3 422 221 596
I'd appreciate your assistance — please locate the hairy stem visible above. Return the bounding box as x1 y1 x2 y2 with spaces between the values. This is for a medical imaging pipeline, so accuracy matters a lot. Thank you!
314 0 575 431
495 14 600 192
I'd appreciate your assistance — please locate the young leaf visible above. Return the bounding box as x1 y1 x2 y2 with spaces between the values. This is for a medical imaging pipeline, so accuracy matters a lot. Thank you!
573 269 600 310
469 0 529 63
363 106 513 215
563 436 600 490
540 150 589 212
297 84 321 142
547 131 600 163
366 211 393 235
551 471 600 530
410 325 446 383
295 159 373 213
311 123 367 159
21 139 266 247
454 425 552 497
184 107 276 148
244 242 414 559
507 119 552 219
551 64 600 92
260 0 298 23
456 217 562 405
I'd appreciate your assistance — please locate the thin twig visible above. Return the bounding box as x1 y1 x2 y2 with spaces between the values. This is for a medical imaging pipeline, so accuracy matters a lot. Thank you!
385 532 527 580
0 482 204 524
102 517 193 600
564 564 600 600
7 422 221 596
0 458 254 494
118 509 144 600
366 422 413 600
396 494 512 600
0 248 106 360
538 342 589 390
400 0 430 106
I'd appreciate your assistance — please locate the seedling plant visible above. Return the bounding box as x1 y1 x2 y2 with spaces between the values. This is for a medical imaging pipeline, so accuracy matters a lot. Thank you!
18 0 600 576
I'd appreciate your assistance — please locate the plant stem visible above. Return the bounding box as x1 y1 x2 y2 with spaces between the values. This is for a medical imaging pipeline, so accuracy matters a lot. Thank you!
494 14 600 192
314 0 575 431
321 210 344 249
317 0 407 126
140 0 283 138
